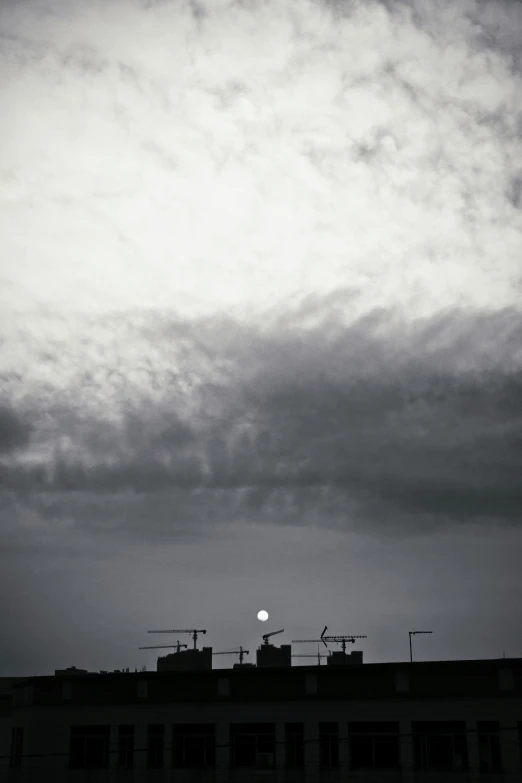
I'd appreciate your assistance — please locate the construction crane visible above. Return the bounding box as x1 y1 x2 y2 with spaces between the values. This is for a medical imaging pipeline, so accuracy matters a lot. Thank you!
147 628 207 650
262 629 284 645
292 626 367 654
213 646 249 664
139 641 188 653
409 630 432 663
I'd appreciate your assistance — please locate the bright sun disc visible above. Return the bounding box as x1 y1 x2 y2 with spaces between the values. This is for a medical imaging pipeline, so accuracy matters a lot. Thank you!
257 610 269 621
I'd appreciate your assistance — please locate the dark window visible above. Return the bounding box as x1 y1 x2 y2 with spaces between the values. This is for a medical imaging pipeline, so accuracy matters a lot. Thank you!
147 724 164 769
118 725 134 769
10 727 23 768
285 723 304 768
413 721 468 771
349 722 400 769
230 723 275 768
320 722 339 768
70 726 110 769
173 724 215 768
478 721 501 772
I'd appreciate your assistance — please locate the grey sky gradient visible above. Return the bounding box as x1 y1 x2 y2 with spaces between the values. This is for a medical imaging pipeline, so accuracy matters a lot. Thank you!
1 0 521 675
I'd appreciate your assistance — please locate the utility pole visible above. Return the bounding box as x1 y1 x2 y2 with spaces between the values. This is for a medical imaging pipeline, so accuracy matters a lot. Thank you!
409 630 432 663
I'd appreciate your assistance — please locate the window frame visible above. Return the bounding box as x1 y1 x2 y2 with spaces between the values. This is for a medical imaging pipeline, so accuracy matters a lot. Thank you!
478 721 502 772
147 724 165 770
10 727 24 769
69 725 110 770
348 722 400 770
230 723 276 769
285 722 305 769
172 724 216 769
319 722 339 769
413 722 468 772
117 724 135 769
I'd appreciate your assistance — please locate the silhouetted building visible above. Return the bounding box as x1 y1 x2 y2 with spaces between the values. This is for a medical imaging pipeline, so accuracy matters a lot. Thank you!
0 677 28 778
157 647 213 672
256 643 292 668
327 650 363 666
2 658 522 782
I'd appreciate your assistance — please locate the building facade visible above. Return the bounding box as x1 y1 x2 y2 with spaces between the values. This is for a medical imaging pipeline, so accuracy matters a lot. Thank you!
1 658 521 783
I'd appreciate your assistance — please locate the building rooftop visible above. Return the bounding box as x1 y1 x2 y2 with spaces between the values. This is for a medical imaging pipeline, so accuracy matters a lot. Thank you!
9 657 521 707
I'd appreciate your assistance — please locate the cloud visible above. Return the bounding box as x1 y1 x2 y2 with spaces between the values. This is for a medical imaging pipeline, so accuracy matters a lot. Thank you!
1 0 521 674
0 0 521 535
1 304 521 538
0 0 521 320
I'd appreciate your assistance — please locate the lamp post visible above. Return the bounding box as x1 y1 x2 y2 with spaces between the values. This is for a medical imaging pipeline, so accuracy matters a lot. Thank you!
409 630 432 663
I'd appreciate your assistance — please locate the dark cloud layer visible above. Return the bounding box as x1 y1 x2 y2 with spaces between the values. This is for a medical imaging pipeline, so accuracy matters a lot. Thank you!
0 404 31 454
2 305 521 537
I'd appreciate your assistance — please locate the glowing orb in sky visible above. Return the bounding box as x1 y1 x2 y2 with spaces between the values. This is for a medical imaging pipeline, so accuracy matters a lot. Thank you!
257 610 269 622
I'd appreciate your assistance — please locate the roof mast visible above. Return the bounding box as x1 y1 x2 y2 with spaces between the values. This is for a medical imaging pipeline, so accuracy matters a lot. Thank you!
147 628 207 650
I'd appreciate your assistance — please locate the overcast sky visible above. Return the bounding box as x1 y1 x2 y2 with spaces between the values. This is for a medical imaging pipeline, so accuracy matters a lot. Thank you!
1 0 521 676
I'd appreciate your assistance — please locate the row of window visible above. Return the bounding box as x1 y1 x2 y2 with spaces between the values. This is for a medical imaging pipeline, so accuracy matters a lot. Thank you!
8 720 514 771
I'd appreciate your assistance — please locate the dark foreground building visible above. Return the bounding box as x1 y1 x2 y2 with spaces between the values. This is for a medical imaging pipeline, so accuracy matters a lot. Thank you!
1 657 521 782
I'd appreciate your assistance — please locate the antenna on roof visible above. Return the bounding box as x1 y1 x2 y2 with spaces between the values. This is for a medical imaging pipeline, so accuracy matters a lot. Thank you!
325 635 367 654
408 630 432 663
139 641 188 653
292 645 329 666
213 646 249 664
262 629 284 645
292 626 367 654
147 629 207 650
292 625 330 648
